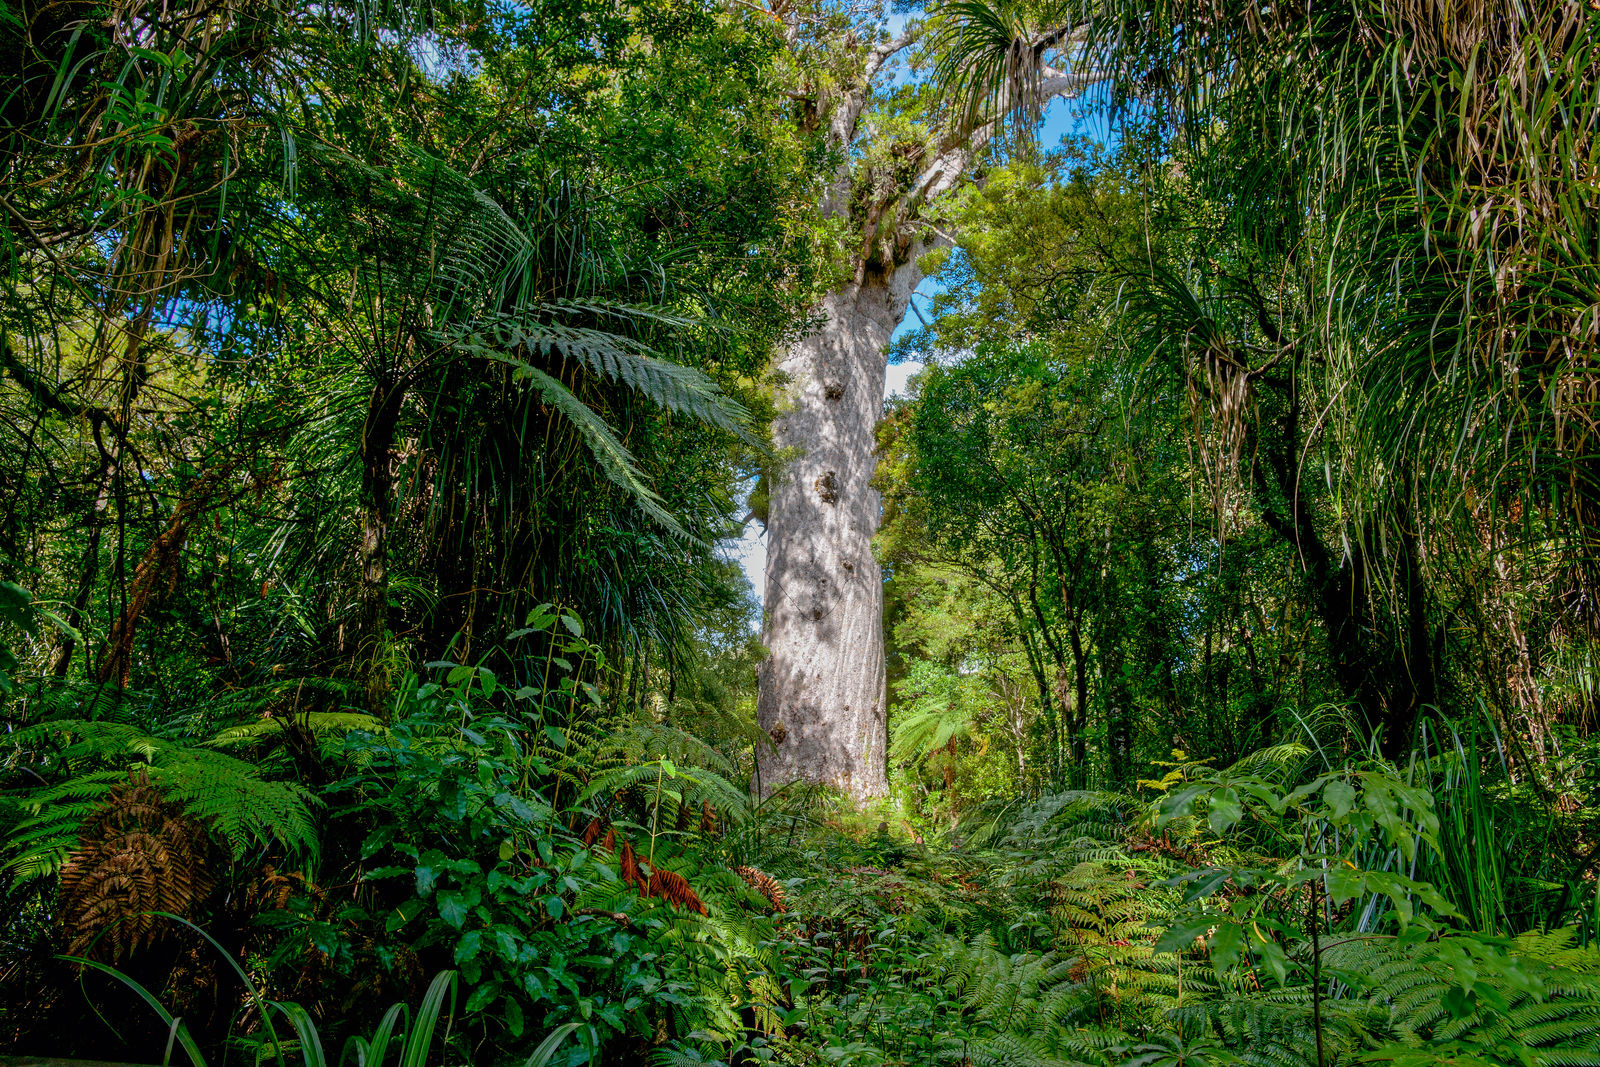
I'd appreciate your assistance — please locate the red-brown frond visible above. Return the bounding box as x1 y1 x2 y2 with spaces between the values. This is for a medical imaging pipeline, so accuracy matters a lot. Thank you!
619 839 643 891
734 865 786 912
646 867 707 915
60 771 215 962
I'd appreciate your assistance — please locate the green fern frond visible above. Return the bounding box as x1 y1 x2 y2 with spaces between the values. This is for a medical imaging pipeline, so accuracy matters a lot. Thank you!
581 762 671 802
588 721 739 778
650 1048 721 1067
509 360 683 533
153 750 320 862
6 721 320 865
208 712 384 748
1224 743 1315 782
1325 930 1600 1059
2 770 126 880
476 311 751 439
890 698 973 767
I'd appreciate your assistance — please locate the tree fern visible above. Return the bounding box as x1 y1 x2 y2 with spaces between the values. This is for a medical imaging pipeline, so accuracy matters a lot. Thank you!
386 150 758 538
460 312 750 437
2 770 128 880
4 719 319 878
441 344 685 533
156 750 319 862
890 698 974 768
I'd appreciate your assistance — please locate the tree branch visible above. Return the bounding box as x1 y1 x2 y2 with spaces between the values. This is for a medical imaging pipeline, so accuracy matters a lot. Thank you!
1037 64 1113 101
0 332 112 432
865 30 917 82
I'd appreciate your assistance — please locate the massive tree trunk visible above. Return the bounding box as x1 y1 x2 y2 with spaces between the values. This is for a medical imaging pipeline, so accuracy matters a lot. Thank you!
752 13 1101 800
758 269 919 800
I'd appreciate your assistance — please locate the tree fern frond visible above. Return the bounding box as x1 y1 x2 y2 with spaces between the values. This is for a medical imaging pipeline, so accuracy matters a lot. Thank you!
2 770 127 881
208 712 385 748
482 312 752 439
153 751 320 862
1325 930 1600 1058
8 721 319 863
581 762 672 802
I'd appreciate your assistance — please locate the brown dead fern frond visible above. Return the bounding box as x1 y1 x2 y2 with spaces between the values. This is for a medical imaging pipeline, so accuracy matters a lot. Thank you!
609 833 707 913
59 771 215 961
619 839 643 891
734 865 786 912
646 867 707 915
243 864 323 914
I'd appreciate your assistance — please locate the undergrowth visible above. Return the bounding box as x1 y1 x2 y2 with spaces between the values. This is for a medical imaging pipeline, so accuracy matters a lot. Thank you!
4 606 1598 1066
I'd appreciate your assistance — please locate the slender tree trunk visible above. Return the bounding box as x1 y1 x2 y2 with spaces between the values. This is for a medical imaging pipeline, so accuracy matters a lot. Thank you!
1012 603 1061 783
357 378 402 711
1100 610 1132 787
757 272 917 800
1068 621 1088 776
2 335 125 678
98 480 207 686
52 449 116 676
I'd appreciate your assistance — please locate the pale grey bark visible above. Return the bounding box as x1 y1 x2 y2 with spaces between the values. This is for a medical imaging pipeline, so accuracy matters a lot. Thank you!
757 271 919 799
755 18 1103 802
754 136 1006 801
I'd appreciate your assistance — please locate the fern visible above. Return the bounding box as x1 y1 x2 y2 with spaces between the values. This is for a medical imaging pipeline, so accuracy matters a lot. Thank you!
929 933 1122 1066
578 721 751 835
438 347 684 533
890 698 974 767
1324 929 1600 1061
207 711 385 749
2 770 127 880
438 301 752 538
1166 995 1371 1067
1224 743 1316 783
993 791 1136 854
58 772 217 961
4 719 319 878
1112 1030 1245 1067
156 749 319 861
650 1048 722 1067
316 148 753 538
468 311 750 437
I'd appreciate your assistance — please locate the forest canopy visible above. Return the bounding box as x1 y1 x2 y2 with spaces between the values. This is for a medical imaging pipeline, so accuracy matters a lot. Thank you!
4 0 1600 1065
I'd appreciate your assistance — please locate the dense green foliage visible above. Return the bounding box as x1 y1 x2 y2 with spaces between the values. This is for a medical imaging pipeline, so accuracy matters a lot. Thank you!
5 0 1600 1064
